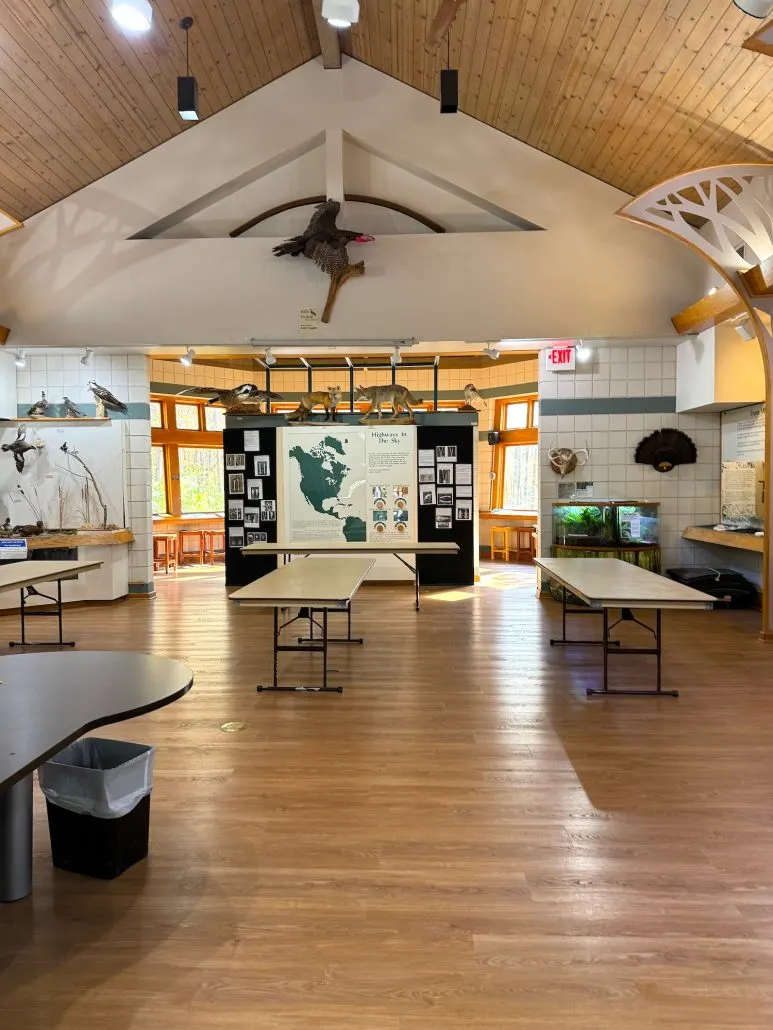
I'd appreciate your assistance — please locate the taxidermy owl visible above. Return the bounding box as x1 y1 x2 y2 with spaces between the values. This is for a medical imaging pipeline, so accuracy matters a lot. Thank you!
635 428 697 473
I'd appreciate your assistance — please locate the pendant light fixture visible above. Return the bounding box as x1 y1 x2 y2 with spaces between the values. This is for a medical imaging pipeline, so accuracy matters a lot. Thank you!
110 0 153 32
440 26 458 113
321 0 360 28
178 17 199 122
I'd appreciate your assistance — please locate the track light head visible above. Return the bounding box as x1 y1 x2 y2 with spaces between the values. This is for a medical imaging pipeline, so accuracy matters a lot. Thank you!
575 342 592 361
13 349 26 369
392 345 402 365
735 321 757 341
110 0 153 33
180 347 195 366
322 0 359 28
80 347 94 367
482 344 500 361
264 347 277 367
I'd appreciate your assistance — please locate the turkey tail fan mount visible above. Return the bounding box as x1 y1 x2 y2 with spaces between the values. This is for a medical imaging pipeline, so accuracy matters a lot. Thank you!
427 0 467 47
635 429 697 473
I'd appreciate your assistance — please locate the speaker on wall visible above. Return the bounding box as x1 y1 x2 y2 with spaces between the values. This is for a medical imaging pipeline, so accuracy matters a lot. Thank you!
487 431 500 445
440 69 458 114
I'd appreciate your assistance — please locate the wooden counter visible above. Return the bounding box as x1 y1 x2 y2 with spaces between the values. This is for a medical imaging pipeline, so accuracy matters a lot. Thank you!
18 529 134 550
683 526 764 554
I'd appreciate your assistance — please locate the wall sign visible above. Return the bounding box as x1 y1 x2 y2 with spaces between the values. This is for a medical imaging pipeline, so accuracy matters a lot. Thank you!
299 308 319 334
0 538 28 560
544 343 575 372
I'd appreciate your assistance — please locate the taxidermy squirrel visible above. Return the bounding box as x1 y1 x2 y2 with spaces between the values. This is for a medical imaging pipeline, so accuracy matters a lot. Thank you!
355 384 423 421
286 386 343 422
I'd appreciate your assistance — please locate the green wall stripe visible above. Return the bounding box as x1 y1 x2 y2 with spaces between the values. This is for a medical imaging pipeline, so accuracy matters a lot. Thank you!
17 401 150 420
541 396 677 416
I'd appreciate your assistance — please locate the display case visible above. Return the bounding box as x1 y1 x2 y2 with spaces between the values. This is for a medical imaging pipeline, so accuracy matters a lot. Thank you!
614 502 660 545
552 501 659 546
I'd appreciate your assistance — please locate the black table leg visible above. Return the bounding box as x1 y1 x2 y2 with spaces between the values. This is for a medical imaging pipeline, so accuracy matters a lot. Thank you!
257 606 343 694
0 775 32 903
10 579 76 648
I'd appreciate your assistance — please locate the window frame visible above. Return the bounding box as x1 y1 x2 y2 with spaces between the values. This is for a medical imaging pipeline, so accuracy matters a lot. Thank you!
151 396 224 517
492 395 539 513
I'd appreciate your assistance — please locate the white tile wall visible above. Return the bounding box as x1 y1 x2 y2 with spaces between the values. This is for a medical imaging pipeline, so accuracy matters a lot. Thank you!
539 344 720 569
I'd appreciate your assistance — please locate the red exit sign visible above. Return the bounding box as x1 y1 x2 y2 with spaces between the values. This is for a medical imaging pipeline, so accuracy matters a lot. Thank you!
545 343 575 372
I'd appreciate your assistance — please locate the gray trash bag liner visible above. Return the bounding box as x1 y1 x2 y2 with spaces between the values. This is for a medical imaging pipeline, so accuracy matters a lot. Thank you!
39 738 155 819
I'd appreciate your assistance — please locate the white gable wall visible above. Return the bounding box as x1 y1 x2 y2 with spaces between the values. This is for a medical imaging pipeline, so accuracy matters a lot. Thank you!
0 59 704 348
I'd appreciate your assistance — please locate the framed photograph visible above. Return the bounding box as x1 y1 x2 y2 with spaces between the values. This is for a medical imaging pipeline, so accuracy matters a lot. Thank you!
394 509 409 524
420 485 436 506
225 453 245 470
445 445 458 463
456 500 472 521
246 479 263 501
246 530 268 545
437 489 454 506
436 445 447 460
456 484 473 498
253 455 271 477
244 430 261 451
418 449 435 467
228 526 244 548
228 473 244 495
260 499 277 522
436 464 454 486
418 469 434 484
435 508 452 530
227 501 243 521
373 509 388 523
244 507 260 525
456 463 472 484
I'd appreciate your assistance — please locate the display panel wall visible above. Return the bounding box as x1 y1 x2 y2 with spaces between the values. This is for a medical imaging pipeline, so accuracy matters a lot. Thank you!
416 425 476 586
223 426 278 586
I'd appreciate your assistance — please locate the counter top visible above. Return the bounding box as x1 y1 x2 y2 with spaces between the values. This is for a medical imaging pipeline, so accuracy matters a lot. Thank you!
2 529 134 550
683 526 764 554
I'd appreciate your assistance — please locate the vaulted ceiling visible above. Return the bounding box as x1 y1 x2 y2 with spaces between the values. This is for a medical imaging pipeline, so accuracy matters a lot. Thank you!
1 0 771 223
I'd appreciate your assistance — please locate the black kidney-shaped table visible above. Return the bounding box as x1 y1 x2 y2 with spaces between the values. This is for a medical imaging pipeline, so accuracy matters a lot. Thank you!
0 651 193 902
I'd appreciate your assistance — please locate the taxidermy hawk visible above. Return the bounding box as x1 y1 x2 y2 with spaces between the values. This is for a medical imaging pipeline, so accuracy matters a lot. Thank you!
272 199 374 322
2 425 44 473
86 380 129 415
180 384 283 408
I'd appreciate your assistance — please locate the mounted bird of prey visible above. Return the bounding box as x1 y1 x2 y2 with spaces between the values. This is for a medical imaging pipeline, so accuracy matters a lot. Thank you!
26 391 49 418
86 380 129 418
179 384 283 413
2 425 44 473
63 396 86 418
272 199 374 323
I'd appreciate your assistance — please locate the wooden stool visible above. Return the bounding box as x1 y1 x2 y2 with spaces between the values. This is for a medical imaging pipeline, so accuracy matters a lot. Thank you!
203 530 225 565
153 534 178 574
514 526 537 563
490 526 513 561
178 530 205 565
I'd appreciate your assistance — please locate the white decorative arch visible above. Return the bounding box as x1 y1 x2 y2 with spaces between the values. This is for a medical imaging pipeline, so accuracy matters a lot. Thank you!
619 164 773 638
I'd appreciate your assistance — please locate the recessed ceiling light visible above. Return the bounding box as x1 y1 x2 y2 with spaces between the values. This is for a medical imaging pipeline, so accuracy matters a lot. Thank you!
110 0 153 32
180 347 195 366
322 0 359 28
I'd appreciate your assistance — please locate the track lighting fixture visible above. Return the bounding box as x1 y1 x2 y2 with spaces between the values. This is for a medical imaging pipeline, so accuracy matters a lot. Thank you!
322 0 360 28
575 342 592 361
735 321 756 341
177 17 199 122
732 1 773 17
264 347 277 367
180 347 195 366
80 347 94 367
482 344 500 361
110 0 153 32
392 345 402 364
14 349 26 369
707 286 718 296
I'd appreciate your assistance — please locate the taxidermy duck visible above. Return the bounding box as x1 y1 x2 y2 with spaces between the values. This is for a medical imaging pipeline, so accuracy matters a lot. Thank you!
26 391 49 418
1 425 44 473
273 199 374 323
86 380 129 418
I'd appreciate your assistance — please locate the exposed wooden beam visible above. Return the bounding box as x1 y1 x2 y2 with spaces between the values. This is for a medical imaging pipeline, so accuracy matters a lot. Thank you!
312 1 342 69
0 327 9 345
740 255 773 298
671 284 745 335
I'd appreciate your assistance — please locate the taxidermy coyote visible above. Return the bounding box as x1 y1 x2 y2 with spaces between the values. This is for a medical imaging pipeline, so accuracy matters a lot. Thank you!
286 386 343 422
355 384 423 421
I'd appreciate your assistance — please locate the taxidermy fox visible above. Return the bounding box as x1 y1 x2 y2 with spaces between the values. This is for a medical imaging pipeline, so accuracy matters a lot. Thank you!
286 386 343 422
355 384 423 420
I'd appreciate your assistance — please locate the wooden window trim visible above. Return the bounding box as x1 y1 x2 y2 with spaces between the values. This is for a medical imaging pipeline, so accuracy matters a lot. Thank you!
151 396 224 517
492 395 539 512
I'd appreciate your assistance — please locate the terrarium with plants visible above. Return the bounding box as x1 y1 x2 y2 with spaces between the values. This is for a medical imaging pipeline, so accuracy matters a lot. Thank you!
553 502 615 546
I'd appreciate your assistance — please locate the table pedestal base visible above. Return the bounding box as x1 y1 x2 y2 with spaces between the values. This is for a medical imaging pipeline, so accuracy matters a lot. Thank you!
0 775 32 902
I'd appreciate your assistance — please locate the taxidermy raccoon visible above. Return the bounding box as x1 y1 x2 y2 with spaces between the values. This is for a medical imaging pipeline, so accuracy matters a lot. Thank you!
355 384 423 420
286 386 343 422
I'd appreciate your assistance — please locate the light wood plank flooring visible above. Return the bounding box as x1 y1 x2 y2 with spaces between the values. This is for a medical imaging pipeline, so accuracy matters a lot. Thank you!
2 563 773 1029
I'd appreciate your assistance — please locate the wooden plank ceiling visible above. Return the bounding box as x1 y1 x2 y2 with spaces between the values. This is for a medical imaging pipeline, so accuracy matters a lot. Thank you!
1 0 772 223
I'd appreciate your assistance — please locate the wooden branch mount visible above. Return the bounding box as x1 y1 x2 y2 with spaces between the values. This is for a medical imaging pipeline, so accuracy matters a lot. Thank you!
322 262 364 324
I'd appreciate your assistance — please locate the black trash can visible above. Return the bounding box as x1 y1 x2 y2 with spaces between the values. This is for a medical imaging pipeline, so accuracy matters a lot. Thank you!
39 738 155 880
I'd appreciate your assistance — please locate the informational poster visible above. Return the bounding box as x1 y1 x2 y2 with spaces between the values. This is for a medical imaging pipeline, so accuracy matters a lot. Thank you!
722 404 765 461
720 404 765 525
280 426 416 543
721 461 764 522
244 430 261 451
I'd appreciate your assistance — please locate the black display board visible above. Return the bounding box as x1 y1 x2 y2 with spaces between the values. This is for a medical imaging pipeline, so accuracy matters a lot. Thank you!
416 425 475 587
223 427 278 586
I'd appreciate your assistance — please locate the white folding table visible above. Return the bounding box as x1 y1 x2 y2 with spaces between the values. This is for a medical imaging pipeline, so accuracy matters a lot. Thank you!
241 541 460 610
230 556 375 693
0 559 104 648
535 557 716 698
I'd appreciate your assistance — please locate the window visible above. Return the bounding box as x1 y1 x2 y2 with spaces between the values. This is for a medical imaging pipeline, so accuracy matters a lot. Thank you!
493 395 539 513
151 396 225 517
151 446 168 514
150 401 163 429
179 447 224 514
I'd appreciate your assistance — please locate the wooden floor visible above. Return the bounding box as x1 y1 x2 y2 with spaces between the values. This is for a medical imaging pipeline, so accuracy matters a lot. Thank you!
2 563 773 1029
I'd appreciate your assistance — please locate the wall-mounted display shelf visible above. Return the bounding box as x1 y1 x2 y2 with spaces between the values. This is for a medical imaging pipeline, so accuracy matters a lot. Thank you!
2 417 111 426
683 526 764 554
18 529 134 550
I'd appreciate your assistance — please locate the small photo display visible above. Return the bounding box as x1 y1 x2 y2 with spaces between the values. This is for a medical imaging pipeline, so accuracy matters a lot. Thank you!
373 509 388 523
253 455 271 477
246 479 263 501
228 473 244 495
246 530 268 545
435 508 452 530
244 507 260 525
456 500 472 521
394 509 409 524
225 453 245 470
437 489 454 506
418 449 435 467
420 485 436 506
436 445 457 462
418 469 434 484
456 484 473 498
228 526 245 549
456 463 472 485
437 464 454 486
393 485 409 500
260 499 277 522
227 501 243 521
372 485 388 502
244 430 261 451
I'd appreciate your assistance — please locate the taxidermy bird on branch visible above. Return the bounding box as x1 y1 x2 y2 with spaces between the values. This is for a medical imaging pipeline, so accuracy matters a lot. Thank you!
86 380 129 418
272 199 374 323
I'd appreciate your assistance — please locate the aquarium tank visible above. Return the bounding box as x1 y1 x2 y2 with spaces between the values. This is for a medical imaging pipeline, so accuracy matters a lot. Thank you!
615 502 660 545
553 503 615 546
